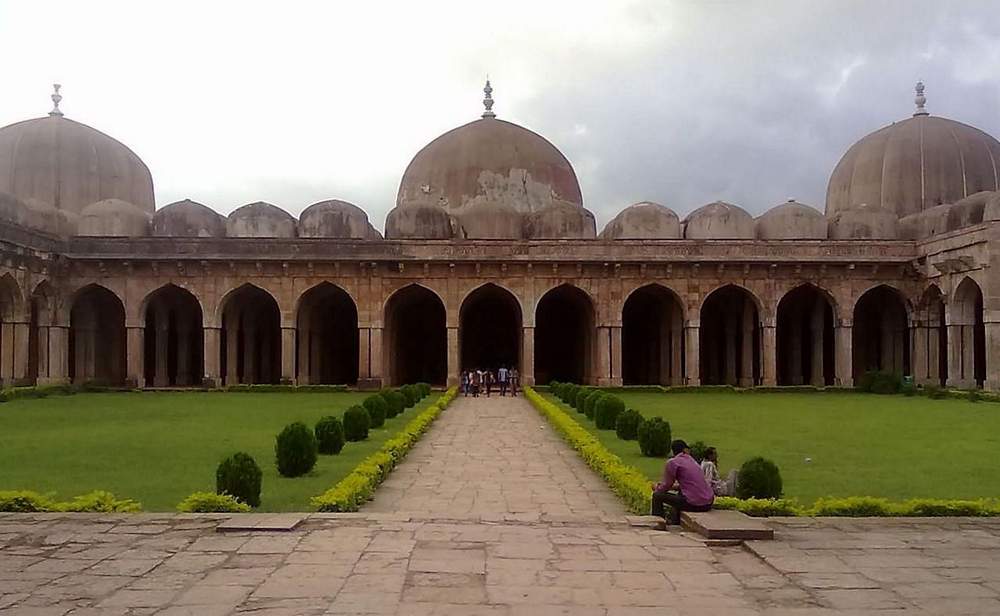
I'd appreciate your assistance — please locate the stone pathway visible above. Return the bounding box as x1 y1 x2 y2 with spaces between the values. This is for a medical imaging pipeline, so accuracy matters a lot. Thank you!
2 395 1000 614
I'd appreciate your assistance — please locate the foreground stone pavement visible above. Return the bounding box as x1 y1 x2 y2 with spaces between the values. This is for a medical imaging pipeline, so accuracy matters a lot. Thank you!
2 396 1000 614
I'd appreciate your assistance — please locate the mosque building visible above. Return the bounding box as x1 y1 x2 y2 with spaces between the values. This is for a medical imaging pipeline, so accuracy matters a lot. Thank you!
0 81 997 390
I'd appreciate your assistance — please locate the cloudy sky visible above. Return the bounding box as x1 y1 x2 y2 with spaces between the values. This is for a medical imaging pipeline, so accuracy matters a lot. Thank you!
2 0 998 230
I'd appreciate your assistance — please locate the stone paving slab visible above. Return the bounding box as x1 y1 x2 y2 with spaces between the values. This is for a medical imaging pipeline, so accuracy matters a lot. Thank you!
217 514 305 533
683 509 775 540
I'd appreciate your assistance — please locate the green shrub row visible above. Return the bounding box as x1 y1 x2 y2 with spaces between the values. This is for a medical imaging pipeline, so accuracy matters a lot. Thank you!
177 492 251 513
714 495 1000 518
0 490 141 512
311 387 457 512
525 387 652 515
223 384 349 393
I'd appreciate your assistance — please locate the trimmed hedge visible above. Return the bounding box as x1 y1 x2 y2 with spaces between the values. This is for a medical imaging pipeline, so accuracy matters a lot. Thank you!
343 405 371 442
363 395 388 429
275 422 319 477
312 387 458 511
615 408 642 440
315 416 346 454
583 391 605 419
380 389 406 418
0 490 141 513
735 457 783 499
216 452 263 507
177 491 251 513
637 417 671 457
594 395 625 430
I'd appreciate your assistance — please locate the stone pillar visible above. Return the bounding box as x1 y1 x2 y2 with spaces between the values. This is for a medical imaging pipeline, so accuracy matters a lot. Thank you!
126 326 145 388
761 320 777 387
810 301 825 386
203 327 221 387
281 327 295 385
0 321 13 385
835 319 853 387
985 319 1000 391
153 309 170 387
609 325 622 386
10 321 28 383
41 325 69 385
596 325 611 386
225 319 239 385
176 324 191 386
912 321 929 384
447 326 459 387
947 323 968 388
34 325 51 384
297 324 311 385
369 327 383 387
521 326 535 386
684 321 700 386
739 304 754 387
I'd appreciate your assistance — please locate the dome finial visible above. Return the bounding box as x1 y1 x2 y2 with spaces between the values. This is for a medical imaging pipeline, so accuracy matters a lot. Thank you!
48 83 64 117
482 77 496 119
913 80 928 117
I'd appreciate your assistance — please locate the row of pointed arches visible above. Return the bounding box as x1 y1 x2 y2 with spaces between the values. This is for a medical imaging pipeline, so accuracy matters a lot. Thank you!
0 276 987 389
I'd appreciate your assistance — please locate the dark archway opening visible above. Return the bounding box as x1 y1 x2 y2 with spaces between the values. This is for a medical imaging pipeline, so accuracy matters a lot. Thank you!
535 285 594 384
220 285 281 385
622 284 684 385
296 283 359 385
915 287 947 387
700 285 760 386
953 279 986 388
852 285 909 382
385 285 446 386
69 285 126 385
460 284 521 372
144 285 204 387
776 285 835 386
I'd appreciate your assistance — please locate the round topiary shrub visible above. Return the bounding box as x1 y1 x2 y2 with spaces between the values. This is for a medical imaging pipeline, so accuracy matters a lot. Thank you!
637 417 671 457
584 392 605 419
735 457 783 499
363 395 388 428
615 408 642 440
594 395 625 429
563 383 578 405
399 385 417 408
689 440 709 463
572 387 590 411
380 389 406 417
275 422 318 478
314 416 346 454
216 452 262 507
417 382 431 398
343 405 370 441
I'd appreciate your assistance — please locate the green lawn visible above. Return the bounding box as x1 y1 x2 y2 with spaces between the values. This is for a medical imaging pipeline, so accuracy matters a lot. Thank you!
0 392 433 512
547 392 1000 504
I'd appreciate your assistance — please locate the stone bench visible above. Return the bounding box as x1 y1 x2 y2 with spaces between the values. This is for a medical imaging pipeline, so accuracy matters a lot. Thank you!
681 509 774 540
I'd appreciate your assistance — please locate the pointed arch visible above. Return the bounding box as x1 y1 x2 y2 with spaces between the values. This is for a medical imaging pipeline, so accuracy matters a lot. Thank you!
776 284 835 386
384 283 447 386
914 285 947 387
220 283 281 385
951 277 985 388
622 283 685 385
852 284 910 382
700 284 761 386
143 284 204 387
534 284 595 384
296 282 359 385
459 283 523 372
69 284 126 385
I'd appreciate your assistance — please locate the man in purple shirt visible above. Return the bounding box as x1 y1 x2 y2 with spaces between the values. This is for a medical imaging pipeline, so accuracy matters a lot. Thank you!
651 439 714 524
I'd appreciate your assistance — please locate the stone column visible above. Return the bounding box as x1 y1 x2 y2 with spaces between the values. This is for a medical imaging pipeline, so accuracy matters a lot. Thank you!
810 301 825 386
0 321 12 385
126 325 145 388
176 324 191 386
41 325 69 385
609 325 623 386
203 327 221 387
357 327 370 380
985 319 1000 391
281 327 295 385
947 321 968 388
912 320 929 384
369 326 383 387
521 326 535 386
761 319 777 387
34 324 51 384
596 325 612 386
739 304 755 387
684 321 700 386
153 309 170 387
835 319 853 387
11 321 28 383
447 326 459 387
297 322 311 385
225 319 239 385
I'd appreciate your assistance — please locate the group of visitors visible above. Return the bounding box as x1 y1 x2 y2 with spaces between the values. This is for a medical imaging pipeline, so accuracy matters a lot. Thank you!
651 441 738 525
460 366 519 397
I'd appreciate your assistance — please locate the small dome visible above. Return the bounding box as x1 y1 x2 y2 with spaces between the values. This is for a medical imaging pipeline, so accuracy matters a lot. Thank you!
384 204 456 239
755 200 827 239
0 114 154 218
898 204 950 239
23 198 78 236
984 192 1000 222
226 201 296 238
683 201 754 239
827 85 1000 219
945 191 992 232
152 199 225 237
600 201 680 239
78 199 150 236
456 200 525 239
524 200 596 239
827 203 899 239
298 199 378 239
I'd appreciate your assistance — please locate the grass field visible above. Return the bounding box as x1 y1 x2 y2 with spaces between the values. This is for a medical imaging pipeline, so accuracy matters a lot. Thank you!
546 391 1000 504
0 392 434 512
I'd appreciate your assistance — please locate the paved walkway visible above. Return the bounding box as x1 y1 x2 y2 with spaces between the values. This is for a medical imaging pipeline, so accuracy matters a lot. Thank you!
2 395 1000 614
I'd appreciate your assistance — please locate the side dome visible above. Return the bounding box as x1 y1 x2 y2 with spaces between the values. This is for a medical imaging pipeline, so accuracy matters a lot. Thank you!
827 203 899 239
152 199 225 237
600 201 680 239
298 199 378 239
683 201 754 239
826 84 1000 219
384 204 456 239
78 199 150 236
524 200 596 239
455 200 525 239
226 202 296 238
755 200 827 239
0 111 154 218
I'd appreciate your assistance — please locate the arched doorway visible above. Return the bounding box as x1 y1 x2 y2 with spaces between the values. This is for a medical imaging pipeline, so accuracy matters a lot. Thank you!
951 278 986 388
776 285 834 386
700 285 760 386
0 275 20 385
384 285 446 386
220 285 281 385
296 283 359 385
143 285 204 387
622 284 684 385
535 285 595 384
459 284 521 372
914 286 947 387
852 285 909 382
69 285 126 385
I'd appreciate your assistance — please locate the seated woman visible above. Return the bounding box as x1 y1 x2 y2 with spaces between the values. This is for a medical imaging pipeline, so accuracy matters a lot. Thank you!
651 440 714 525
700 447 739 497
